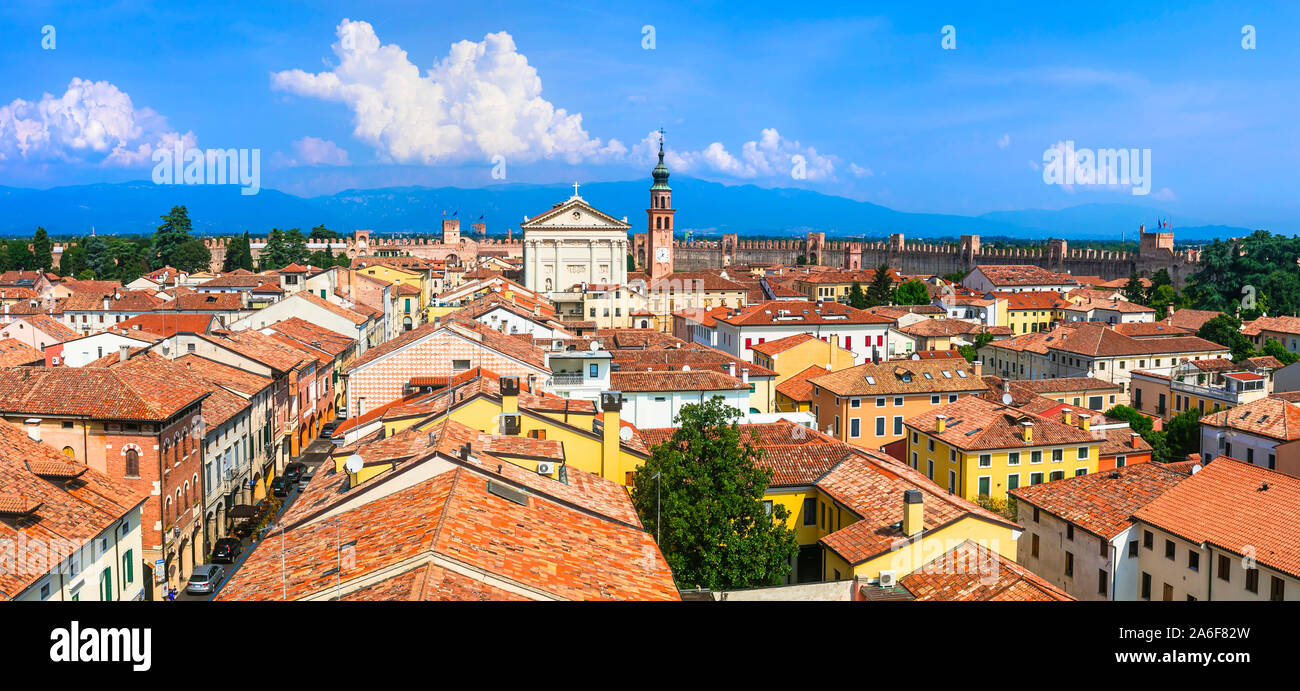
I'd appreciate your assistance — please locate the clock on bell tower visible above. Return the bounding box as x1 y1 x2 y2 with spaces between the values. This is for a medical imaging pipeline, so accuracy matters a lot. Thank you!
646 131 674 280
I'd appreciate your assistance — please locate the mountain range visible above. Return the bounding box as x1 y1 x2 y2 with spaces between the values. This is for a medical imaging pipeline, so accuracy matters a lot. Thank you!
0 178 1258 243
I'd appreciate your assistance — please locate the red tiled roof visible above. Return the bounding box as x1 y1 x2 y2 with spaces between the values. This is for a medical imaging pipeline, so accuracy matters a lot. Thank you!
1133 457 1300 579
1011 461 1192 539
1200 396 1300 442
0 338 44 367
0 366 208 421
114 312 216 338
974 264 1077 287
776 365 829 403
716 300 893 327
611 369 747 393
897 540 1075 601
12 314 79 341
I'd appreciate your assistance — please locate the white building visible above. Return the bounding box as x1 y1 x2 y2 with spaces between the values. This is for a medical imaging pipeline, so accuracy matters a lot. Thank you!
56 332 156 367
611 369 750 428
1199 396 1300 473
521 190 631 294
544 348 612 401
713 300 893 364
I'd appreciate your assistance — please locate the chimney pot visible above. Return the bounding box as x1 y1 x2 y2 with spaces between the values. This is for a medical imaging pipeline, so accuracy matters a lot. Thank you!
935 414 947 434
902 489 923 537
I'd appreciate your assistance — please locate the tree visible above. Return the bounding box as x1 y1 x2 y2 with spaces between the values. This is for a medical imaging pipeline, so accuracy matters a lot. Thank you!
628 398 798 590
795 255 808 266
58 240 89 278
172 239 212 273
1196 314 1254 361
84 235 112 278
309 224 339 240
864 264 894 307
151 205 194 269
260 228 288 270
847 282 868 309
1261 337 1300 365
1185 230 1300 318
1149 284 1177 320
893 279 930 305
1122 273 1146 304
283 228 310 266
223 231 255 272
31 227 53 271
1165 408 1204 463
626 253 635 273
1105 405 1170 463
6 239 34 270
942 270 969 284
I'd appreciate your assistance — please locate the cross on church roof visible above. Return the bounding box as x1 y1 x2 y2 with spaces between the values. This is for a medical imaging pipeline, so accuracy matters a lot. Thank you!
572 181 581 198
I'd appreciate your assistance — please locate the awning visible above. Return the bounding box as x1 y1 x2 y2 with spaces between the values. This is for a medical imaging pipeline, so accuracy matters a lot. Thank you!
227 504 257 519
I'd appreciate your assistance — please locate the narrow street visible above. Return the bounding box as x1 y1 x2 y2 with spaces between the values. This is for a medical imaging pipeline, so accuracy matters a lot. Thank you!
176 438 336 601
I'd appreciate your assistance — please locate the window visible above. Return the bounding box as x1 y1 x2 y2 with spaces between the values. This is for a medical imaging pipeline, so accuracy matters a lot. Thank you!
894 397 903 407
124 449 139 478
1052 448 1063 463
926 459 933 478
1098 569 1108 596
948 394 957 403
893 416 903 436
1066 524 1074 541
1078 446 1089 460
1006 474 1019 495
1128 540 1138 557
589 363 598 378
1246 568 1259 594
1065 552 1074 578
1032 507 1040 523
1099 537 1108 557
1008 451 1020 466
977 476 990 497
1031 533 1040 558
1141 572 1152 600
1031 450 1042 464
1270 577 1285 601
1165 540 1176 560
927 439 934 452
1217 555 1231 582
802 498 816 526
1144 531 1154 549
99 567 112 602
1188 551 1199 572
1030 472 1043 485
849 418 860 438
875 417 885 436
1163 583 1173 601
762 500 773 517
978 454 991 468
931 395 940 405
122 549 134 584
1049 470 1064 481
40 582 51 599
875 397 885 407
452 359 471 371
850 398 861 408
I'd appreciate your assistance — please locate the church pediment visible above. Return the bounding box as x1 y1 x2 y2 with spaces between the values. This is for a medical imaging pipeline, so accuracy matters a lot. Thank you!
521 195 631 231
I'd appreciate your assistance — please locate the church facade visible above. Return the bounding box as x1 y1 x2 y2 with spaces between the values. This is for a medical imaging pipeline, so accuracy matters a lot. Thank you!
521 186 632 293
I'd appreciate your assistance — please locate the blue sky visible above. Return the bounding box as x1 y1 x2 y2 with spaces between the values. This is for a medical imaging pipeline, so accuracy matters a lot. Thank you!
1 1 1296 229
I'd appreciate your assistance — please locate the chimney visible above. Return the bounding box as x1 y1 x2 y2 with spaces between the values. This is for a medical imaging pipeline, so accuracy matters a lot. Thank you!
103 298 109 311
902 489 923 537
500 376 520 415
971 359 982 377
1080 414 1091 432
1062 408 1072 425
1131 432 1141 449
599 391 623 484
936 414 947 434
741 368 749 384
1020 420 1034 443
24 418 40 442
119 345 129 363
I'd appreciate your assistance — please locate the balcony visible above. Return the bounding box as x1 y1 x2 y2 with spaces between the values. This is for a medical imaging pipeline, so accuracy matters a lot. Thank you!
549 373 587 387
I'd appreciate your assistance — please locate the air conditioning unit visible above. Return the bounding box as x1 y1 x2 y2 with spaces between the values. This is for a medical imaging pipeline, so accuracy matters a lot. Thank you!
50 356 60 365
878 570 897 588
536 462 554 475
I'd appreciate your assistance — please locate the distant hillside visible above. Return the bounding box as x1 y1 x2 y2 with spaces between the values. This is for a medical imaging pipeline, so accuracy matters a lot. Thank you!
0 179 1255 241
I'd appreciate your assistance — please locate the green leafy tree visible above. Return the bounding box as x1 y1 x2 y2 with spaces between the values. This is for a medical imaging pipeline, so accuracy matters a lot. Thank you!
308 224 339 240
1185 230 1300 318
626 253 635 273
223 231 255 272
1105 404 1172 462
942 270 969 284
1165 408 1204 463
58 240 89 277
628 398 798 590
1261 337 1300 365
1195 314 1254 361
151 205 194 269
795 255 808 266
893 279 930 305
109 237 147 283
864 264 894 307
1149 284 1177 320
84 235 112 278
31 227 53 272
283 228 310 266
1122 273 1146 304
172 238 212 273
847 281 868 309
6 239 35 270
260 228 288 270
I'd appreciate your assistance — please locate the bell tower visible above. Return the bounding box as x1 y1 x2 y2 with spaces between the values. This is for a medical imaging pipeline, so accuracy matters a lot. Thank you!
646 131 674 280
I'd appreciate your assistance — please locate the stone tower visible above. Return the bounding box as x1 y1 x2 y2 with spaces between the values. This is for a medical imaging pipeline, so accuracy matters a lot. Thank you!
646 132 674 280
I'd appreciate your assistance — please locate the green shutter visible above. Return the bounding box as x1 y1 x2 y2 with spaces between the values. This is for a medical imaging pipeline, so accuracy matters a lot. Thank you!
122 550 133 584
100 567 112 601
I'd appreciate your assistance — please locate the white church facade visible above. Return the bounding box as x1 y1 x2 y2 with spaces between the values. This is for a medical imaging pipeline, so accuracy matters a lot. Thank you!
521 187 632 293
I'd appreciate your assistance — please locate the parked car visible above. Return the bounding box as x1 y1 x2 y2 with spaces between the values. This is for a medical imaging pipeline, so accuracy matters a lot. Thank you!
270 476 292 497
320 421 341 438
210 538 242 564
283 462 306 484
185 564 225 595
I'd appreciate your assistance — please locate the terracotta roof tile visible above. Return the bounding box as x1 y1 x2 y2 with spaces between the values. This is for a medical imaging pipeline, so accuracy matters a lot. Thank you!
1011 461 1192 539
898 539 1075 601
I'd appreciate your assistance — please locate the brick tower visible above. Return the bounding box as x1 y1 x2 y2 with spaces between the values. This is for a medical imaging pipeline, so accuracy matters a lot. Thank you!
646 132 674 280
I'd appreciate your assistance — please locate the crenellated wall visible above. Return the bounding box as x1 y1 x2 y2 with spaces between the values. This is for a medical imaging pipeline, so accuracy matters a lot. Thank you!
634 230 1200 287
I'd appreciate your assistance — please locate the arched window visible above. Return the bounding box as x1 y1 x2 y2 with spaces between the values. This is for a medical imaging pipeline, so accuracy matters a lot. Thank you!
62 446 75 459
665 218 671 230
124 449 140 478
163 496 172 524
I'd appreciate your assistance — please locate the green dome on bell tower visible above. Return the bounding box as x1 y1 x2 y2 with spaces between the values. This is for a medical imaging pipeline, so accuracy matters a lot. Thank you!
650 132 671 191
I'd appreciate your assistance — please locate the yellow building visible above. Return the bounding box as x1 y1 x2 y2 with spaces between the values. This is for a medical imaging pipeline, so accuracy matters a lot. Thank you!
353 261 430 321
904 395 1102 502
793 268 902 302
751 332 856 386
991 291 1068 335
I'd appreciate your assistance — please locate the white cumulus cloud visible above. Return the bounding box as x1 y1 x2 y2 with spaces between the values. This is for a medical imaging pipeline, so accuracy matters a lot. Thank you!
997 133 1010 149
272 136 352 167
270 20 625 165
632 128 842 181
0 78 191 166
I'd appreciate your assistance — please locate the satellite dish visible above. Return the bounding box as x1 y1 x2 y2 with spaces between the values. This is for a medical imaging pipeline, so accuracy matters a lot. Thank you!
619 426 634 442
1001 393 1014 405
1191 464 1202 474
911 353 921 360
589 341 600 351
682 365 691 372
344 454 364 474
